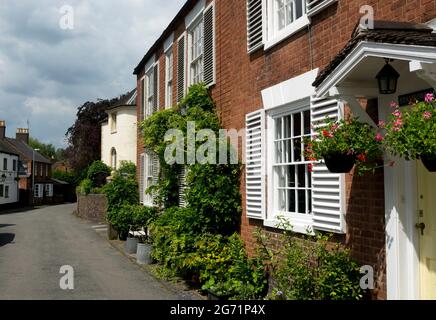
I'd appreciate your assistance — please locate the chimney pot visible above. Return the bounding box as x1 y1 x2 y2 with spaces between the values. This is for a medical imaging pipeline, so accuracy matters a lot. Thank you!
16 128 29 144
0 120 5 139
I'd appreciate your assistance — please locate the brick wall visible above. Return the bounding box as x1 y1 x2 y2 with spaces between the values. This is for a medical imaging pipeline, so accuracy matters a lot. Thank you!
135 0 436 300
76 194 108 223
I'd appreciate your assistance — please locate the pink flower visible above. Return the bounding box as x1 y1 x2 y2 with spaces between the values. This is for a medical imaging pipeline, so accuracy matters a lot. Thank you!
390 101 399 109
425 93 434 103
392 109 402 118
423 111 432 120
394 118 403 127
378 120 386 128
392 126 401 132
375 133 384 142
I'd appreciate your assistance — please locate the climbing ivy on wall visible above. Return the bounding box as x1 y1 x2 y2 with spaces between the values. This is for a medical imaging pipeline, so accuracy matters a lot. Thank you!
140 83 242 234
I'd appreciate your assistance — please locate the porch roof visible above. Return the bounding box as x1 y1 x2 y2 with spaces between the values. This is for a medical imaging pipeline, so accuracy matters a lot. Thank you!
313 21 436 88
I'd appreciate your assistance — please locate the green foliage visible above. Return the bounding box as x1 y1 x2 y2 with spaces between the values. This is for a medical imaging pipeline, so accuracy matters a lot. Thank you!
383 96 436 160
52 170 78 186
178 83 215 113
76 178 93 195
29 137 63 161
149 208 266 299
305 117 383 175
185 163 241 235
102 175 139 214
107 204 158 239
191 233 267 300
87 160 111 187
117 161 136 178
255 221 363 301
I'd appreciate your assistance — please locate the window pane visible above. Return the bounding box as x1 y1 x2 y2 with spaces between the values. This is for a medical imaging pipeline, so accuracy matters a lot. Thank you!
287 189 295 213
275 118 282 140
297 164 305 187
284 115 292 138
287 165 295 187
293 113 301 137
304 110 311 134
296 0 304 19
278 189 286 211
285 139 292 163
298 190 306 214
277 166 286 187
307 190 312 214
293 138 302 162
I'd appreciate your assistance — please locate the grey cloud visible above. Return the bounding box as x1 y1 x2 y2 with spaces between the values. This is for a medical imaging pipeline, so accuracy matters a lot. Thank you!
0 0 183 147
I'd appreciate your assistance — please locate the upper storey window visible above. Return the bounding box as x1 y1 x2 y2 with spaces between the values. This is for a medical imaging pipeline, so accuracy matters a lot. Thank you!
189 19 204 85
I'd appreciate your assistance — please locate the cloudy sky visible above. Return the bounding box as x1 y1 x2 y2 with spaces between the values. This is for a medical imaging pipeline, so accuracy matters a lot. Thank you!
0 0 182 147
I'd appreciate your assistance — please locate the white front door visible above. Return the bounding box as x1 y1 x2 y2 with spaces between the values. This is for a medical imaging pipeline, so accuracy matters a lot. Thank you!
418 161 436 299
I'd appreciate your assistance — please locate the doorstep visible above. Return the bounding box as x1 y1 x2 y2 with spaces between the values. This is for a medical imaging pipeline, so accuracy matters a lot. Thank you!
94 226 206 301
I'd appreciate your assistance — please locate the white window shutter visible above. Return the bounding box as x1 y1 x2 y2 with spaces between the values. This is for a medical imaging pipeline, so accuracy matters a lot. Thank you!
178 166 187 208
310 96 345 234
139 153 145 204
153 64 159 113
177 34 186 103
203 3 215 86
141 78 145 121
247 0 263 53
152 153 160 185
245 109 265 219
306 0 337 17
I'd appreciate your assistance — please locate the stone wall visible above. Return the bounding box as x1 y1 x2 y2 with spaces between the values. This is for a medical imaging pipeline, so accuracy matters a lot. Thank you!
76 194 108 223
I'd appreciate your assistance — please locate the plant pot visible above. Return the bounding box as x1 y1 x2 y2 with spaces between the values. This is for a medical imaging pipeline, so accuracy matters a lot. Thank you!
323 153 355 173
125 237 139 254
136 243 153 265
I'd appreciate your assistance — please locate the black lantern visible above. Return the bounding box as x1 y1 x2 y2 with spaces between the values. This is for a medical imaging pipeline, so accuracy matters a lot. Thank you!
376 59 400 94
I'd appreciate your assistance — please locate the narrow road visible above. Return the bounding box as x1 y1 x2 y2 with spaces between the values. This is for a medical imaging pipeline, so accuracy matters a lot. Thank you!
0 204 184 300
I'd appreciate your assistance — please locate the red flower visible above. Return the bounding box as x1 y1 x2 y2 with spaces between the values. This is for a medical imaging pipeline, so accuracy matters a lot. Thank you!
322 130 330 137
308 164 313 173
357 154 367 162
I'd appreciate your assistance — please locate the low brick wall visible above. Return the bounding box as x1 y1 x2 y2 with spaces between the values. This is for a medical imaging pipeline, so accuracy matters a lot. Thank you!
76 194 108 223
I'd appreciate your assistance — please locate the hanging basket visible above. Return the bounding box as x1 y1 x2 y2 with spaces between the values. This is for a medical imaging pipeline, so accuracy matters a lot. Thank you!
421 154 436 172
323 153 355 173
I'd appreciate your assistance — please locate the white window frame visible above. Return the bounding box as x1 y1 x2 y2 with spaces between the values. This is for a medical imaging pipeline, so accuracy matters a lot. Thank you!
34 183 43 198
143 152 157 207
265 99 314 234
165 47 174 109
264 0 310 50
45 184 53 197
144 65 155 119
187 16 204 86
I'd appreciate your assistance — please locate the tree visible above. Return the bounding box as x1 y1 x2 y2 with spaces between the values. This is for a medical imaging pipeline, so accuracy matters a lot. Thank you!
64 92 130 175
29 137 65 162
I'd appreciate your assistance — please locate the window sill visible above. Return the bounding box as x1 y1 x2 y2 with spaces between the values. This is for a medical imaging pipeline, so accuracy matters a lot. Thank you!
264 16 310 52
264 214 314 235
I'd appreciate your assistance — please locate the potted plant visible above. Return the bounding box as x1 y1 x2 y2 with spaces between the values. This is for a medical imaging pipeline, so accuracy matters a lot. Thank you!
133 205 158 265
382 93 436 172
305 117 383 175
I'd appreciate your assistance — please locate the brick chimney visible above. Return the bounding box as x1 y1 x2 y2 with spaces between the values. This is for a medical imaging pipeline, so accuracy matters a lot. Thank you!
16 128 29 144
0 121 5 139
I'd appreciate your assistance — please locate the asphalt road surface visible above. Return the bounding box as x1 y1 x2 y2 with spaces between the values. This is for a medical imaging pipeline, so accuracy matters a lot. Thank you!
0 204 186 300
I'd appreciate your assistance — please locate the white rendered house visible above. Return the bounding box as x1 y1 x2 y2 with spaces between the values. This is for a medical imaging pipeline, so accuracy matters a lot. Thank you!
101 89 138 169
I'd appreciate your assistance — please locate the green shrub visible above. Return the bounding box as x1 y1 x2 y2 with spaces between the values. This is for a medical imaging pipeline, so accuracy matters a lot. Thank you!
185 163 242 235
190 233 267 300
76 178 92 195
116 161 136 178
87 160 111 187
255 222 363 300
103 175 139 214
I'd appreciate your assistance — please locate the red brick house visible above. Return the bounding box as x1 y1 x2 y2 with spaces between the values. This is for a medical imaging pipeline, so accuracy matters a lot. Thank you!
0 123 54 205
134 0 436 299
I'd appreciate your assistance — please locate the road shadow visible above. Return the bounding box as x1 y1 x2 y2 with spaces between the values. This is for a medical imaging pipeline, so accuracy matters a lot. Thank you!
0 233 15 247
0 224 15 229
0 207 36 216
